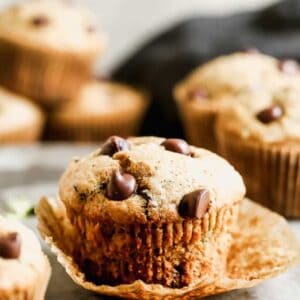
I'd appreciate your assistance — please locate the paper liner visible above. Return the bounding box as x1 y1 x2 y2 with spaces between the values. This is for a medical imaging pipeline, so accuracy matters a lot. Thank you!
0 114 44 144
217 129 300 218
0 253 51 300
66 203 238 287
37 197 300 299
175 98 219 153
47 99 149 142
0 37 100 108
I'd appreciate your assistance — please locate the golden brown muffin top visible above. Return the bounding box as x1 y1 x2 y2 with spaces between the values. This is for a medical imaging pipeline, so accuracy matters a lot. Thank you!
0 0 105 53
0 87 43 135
174 51 300 103
0 217 50 290
51 81 147 122
216 85 300 144
59 136 245 224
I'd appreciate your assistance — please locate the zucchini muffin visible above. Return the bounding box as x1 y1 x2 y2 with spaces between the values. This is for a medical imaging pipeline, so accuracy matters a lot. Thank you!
0 0 105 107
216 85 300 217
59 136 245 287
0 87 44 144
0 216 51 300
174 51 300 152
47 81 149 141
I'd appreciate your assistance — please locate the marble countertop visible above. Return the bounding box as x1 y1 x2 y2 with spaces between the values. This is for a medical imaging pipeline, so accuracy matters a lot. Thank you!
0 144 299 300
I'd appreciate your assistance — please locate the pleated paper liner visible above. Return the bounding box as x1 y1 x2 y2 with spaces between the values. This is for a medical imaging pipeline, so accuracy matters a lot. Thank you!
217 128 300 218
0 36 100 108
65 202 238 288
37 197 300 300
175 97 220 153
0 115 44 144
47 99 149 142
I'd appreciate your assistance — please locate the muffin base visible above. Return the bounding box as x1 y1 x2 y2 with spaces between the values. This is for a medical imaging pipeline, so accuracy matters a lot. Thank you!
0 37 98 108
217 129 300 218
68 203 239 288
176 99 219 152
37 197 300 300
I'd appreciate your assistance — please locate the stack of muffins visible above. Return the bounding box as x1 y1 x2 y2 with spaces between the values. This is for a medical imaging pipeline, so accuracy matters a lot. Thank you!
175 50 300 217
0 0 149 143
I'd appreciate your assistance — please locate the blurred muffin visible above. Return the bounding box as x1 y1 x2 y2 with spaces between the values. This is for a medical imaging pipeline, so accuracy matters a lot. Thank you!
174 51 300 152
59 136 245 287
216 85 300 217
0 0 105 107
0 88 44 144
47 81 149 141
0 216 51 300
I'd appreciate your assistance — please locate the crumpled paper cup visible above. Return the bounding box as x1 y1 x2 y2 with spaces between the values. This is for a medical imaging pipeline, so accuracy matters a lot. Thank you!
37 197 300 300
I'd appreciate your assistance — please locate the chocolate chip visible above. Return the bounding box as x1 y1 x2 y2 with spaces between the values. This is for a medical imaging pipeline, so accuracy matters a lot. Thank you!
86 25 96 33
106 170 137 200
278 59 299 75
256 105 283 124
178 189 210 219
100 136 130 156
31 16 49 27
188 88 208 101
243 47 260 54
0 232 21 259
161 139 190 155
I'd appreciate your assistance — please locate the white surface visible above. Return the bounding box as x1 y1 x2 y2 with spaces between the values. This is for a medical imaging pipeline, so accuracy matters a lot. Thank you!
0 0 280 73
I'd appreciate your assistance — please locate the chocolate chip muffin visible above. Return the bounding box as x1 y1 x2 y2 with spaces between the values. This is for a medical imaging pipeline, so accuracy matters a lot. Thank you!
216 85 300 217
0 216 51 300
174 51 300 152
47 80 149 141
0 0 105 107
59 136 245 287
0 87 44 144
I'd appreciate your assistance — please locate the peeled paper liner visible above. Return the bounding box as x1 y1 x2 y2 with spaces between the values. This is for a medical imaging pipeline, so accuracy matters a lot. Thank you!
37 197 300 300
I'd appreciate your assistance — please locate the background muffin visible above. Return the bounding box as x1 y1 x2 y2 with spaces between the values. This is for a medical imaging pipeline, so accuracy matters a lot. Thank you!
47 81 149 141
0 216 51 300
0 87 44 144
59 136 245 287
216 85 300 217
174 51 300 152
0 0 105 107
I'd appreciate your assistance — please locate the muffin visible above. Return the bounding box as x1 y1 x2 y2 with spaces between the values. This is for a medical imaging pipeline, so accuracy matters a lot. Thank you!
0 0 105 107
174 51 300 152
216 85 300 217
58 136 245 287
0 87 44 144
47 81 149 141
0 216 51 300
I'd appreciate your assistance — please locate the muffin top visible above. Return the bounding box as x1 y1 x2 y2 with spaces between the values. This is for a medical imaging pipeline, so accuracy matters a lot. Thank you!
216 85 300 144
52 81 147 121
0 0 104 53
175 51 300 103
59 136 245 224
0 88 43 134
0 217 49 290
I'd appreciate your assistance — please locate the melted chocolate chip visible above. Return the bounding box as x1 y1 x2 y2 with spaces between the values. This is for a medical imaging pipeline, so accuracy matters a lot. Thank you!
161 139 190 155
100 136 130 156
86 25 96 33
278 59 299 75
0 232 21 259
179 189 210 219
106 171 137 200
256 105 283 124
189 88 208 101
31 16 49 27
243 47 260 54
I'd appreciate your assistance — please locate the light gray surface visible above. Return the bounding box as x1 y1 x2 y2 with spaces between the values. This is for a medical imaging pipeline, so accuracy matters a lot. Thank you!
0 144 299 299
